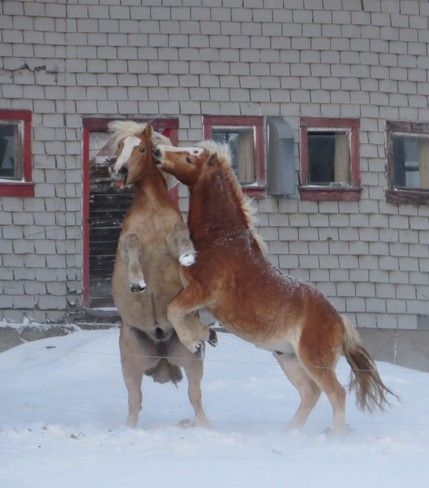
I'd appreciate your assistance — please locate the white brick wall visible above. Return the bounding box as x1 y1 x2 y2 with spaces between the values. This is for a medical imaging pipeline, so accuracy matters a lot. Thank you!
0 0 428 326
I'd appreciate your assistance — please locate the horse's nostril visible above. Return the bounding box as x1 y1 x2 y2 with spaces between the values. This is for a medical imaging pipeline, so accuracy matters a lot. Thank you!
153 148 161 158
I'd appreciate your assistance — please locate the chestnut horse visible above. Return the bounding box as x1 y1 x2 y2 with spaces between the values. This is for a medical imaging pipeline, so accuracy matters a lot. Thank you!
153 140 396 434
109 122 216 428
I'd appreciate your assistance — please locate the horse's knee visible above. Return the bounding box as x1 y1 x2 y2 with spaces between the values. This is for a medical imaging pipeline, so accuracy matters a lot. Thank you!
167 301 184 323
124 233 140 249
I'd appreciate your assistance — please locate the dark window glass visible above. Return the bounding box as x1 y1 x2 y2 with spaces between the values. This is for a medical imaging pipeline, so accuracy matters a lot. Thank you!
392 136 429 189
0 122 22 179
308 131 350 187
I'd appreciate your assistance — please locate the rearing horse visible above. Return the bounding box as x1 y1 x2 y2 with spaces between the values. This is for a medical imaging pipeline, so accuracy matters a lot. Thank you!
109 123 216 428
153 140 396 434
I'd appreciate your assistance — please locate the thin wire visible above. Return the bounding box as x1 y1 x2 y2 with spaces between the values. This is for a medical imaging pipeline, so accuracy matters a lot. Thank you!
49 347 397 374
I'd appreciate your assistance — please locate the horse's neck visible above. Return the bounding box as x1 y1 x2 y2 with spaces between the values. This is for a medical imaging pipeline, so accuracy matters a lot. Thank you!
133 170 172 209
189 171 248 241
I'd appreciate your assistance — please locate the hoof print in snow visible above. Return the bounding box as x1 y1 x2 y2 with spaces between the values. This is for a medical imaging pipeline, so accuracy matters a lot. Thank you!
177 418 194 428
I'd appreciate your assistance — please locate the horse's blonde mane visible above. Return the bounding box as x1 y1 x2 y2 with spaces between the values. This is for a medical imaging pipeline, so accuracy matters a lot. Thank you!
108 120 172 146
108 120 177 189
197 140 268 256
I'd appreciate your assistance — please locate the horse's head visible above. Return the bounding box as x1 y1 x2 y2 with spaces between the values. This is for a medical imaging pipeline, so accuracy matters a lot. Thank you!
153 144 220 186
109 124 156 186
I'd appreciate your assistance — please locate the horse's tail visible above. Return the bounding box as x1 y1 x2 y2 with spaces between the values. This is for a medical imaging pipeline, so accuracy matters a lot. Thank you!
341 315 398 412
145 358 183 386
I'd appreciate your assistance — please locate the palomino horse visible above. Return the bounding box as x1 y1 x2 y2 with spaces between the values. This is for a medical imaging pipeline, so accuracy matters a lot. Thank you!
153 141 396 434
109 122 216 428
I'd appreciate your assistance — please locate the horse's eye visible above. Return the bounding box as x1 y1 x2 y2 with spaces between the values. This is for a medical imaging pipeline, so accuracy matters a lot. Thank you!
140 148 145 153
186 157 192 164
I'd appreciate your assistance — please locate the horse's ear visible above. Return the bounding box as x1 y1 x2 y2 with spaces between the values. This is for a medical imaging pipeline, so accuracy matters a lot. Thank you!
143 123 153 140
207 153 218 167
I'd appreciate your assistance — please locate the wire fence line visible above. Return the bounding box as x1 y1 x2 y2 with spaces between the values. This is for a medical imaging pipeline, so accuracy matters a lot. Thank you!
41 346 398 374
0 347 412 428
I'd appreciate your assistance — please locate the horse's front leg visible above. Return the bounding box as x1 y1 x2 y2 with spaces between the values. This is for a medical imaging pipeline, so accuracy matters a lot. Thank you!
168 222 197 267
167 280 214 358
119 233 146 293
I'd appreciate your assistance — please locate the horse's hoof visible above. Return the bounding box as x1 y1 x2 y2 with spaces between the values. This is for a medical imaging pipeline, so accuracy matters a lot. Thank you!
192 341 205 359
177 418 194 428
125 416 138 429
208 329 218 347
179 252 196 267
130 282 146 293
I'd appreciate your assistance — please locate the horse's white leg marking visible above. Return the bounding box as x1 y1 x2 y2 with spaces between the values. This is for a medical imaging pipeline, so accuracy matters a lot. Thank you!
179 251 196 266
178 226 197 267
113 136 140 174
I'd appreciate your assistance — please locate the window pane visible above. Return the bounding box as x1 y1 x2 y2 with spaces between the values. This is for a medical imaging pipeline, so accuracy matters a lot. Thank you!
393 136 429 189
308 131 351 186
212 128 255 185
0 122 22 180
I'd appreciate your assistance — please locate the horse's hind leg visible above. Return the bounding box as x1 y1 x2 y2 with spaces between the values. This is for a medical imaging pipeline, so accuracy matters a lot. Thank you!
119 233 146 292
185 363 210 427
120 322 156 427
297 335 346 434
182 355 210 427
170 336 210 427
274 352 321 430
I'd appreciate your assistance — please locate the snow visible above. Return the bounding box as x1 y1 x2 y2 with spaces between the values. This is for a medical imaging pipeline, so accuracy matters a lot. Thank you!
1 329 428 488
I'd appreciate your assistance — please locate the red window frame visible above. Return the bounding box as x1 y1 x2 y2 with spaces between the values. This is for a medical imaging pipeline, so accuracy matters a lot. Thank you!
203 115 266 198
299 117 361 201
0 109 34 197
82 117 179 308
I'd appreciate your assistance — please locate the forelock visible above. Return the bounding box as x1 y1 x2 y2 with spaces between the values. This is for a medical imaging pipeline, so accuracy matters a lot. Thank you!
108 120 172 147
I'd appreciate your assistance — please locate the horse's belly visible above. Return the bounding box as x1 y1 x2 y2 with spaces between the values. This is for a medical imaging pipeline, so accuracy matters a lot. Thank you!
207 284 301 349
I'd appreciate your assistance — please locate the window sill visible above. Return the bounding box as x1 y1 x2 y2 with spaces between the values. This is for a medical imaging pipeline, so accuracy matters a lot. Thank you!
0 181 35 197
386 188 429 205
242 185 266 199
299 186 362 201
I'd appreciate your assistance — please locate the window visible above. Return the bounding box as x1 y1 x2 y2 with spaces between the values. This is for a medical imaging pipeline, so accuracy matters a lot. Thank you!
386 121 429 205
0 110 34 197
203 115 265 196
300 117 361 201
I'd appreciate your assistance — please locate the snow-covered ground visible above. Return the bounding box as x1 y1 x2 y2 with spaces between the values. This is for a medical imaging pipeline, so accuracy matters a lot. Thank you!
0 329 428 488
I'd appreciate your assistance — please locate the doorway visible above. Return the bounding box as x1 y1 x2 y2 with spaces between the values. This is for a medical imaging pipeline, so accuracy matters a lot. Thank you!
82 117 179 308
